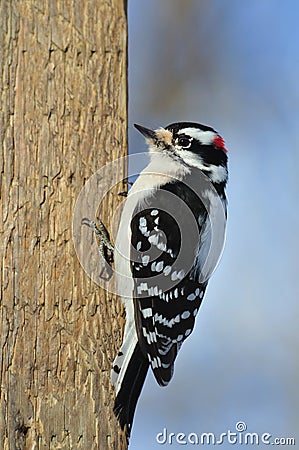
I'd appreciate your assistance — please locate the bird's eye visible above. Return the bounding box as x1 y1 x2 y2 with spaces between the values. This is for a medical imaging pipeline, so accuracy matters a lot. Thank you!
177 136 191 148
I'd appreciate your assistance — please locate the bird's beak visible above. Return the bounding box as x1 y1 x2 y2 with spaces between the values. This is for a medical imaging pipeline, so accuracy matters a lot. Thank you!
134 124 156 140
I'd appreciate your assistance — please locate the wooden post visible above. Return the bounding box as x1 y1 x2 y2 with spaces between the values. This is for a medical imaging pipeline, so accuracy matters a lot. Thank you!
0 1 128 448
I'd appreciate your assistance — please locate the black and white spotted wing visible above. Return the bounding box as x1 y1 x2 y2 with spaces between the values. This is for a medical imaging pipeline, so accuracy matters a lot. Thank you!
130 182 209 386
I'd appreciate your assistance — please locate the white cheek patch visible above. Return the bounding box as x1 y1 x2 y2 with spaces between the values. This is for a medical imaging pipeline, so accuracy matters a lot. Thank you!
207 165 228 183
178 128 217 145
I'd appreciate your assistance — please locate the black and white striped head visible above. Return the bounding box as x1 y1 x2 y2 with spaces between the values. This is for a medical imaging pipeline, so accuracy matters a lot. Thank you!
134 122 228 185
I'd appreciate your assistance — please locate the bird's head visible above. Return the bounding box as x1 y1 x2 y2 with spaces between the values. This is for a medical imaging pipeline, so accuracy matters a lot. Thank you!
134 121 228 185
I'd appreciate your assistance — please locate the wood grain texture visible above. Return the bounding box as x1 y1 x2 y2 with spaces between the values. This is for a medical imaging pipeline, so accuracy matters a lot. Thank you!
0 1 128 448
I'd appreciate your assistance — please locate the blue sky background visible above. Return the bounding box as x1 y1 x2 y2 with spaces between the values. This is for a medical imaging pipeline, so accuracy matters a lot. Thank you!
127 1 299 448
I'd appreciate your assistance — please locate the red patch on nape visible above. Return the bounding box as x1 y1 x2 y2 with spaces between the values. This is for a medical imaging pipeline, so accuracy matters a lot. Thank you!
213 135 228 153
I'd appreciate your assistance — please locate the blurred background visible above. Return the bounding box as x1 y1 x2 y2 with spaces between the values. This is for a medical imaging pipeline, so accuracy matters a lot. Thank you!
127 0 299 448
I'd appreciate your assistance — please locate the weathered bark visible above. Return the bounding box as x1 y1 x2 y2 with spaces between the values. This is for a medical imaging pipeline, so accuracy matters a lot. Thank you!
0 1 128 448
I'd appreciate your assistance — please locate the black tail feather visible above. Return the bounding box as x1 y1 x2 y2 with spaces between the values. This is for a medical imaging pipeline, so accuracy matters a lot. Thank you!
113 344 149 441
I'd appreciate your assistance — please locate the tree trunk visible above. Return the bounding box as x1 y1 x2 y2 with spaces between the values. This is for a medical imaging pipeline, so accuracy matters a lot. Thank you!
0 1 128 449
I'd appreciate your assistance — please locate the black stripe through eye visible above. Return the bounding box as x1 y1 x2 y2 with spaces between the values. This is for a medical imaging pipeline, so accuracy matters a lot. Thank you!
178 136 191 148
